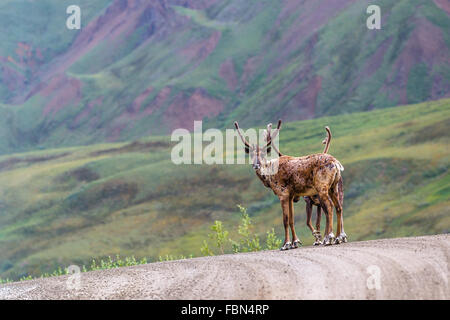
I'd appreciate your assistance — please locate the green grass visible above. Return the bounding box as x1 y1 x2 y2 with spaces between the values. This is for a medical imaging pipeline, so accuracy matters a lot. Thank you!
0 204 280 283
0 98 449 281
0 254 148 284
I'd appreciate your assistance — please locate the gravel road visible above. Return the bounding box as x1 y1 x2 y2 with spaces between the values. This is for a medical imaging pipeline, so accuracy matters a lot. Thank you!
1 234 448 300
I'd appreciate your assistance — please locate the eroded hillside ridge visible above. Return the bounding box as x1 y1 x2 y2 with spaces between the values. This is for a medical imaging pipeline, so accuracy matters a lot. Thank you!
0 0 449 153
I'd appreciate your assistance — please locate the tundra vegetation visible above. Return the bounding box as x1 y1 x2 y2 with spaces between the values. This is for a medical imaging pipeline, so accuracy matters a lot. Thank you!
0 204 280 283
0 99 449 282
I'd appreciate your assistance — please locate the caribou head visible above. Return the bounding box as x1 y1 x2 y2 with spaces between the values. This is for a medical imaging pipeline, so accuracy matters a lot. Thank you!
234 120 282 170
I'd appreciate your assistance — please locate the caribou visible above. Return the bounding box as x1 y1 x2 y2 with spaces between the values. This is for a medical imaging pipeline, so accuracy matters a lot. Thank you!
234 120 347 250
293 127 344 246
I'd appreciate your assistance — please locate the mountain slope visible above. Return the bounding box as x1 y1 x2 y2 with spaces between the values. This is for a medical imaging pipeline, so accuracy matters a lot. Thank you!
0 0 449 154
0 98 449 280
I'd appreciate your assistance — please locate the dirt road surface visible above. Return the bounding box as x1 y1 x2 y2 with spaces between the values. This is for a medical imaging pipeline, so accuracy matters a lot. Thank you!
1 234 448 299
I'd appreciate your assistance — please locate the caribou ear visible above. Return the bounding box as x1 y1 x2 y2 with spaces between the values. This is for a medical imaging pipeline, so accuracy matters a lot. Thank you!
244 146 250 154
266 146 271 154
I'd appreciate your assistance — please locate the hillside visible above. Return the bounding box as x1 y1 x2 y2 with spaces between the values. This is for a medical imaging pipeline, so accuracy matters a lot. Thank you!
0 99 449 280
0 0 449 154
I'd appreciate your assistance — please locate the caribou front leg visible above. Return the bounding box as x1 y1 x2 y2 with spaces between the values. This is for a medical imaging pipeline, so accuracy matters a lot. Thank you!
280 196 292 250
289 196 301 248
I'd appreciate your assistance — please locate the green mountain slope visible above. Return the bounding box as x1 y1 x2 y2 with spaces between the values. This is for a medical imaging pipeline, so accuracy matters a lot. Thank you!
0 98 449 280
0 0 449 154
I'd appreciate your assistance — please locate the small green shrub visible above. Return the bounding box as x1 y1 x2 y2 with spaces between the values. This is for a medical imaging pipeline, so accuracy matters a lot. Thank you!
200 204 282 256
0 277 12 284
209 220 230 254
236 204 261 252
200 240 214 256
266 228 282 250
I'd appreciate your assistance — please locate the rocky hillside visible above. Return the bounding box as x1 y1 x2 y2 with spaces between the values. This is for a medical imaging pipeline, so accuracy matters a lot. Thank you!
0 0 448 154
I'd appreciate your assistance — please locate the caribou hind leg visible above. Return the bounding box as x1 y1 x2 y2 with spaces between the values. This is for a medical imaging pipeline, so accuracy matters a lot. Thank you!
318 190 335 245
315 167 338 245
305 197 322 245
330 177 347 244
314 205 323 245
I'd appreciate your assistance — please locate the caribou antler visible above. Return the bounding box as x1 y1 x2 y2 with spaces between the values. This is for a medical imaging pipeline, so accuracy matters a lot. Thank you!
234 121 251 153
322 126 332 153
235 119 282 154
262 119 282 151
263 121 283 156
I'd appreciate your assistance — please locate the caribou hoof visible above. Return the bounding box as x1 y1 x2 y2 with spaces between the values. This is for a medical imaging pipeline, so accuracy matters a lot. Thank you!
312 231 322 245
292 239 302 249
336 232 348 244
280 242 292 251
322 233 335 246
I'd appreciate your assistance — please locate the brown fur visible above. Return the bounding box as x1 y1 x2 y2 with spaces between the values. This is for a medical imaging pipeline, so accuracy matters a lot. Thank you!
271 126 344 245
234 121 347 249
303 126 338 244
